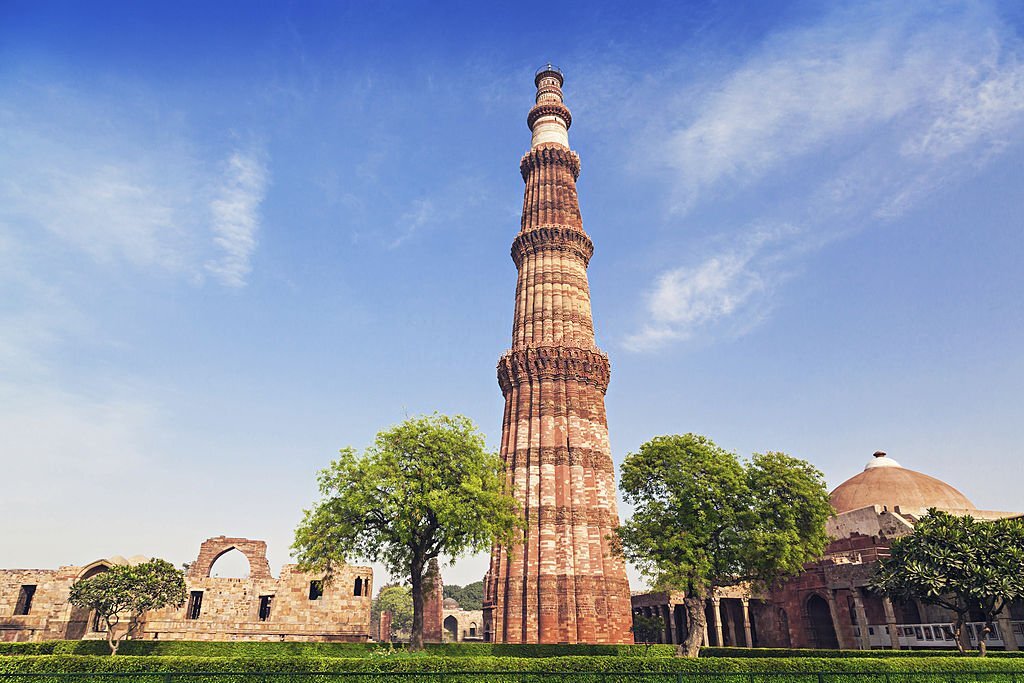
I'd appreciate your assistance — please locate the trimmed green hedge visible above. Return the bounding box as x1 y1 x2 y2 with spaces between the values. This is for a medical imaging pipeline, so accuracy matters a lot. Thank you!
700 647 1024 658
1 654 1024 680
0 641 677 658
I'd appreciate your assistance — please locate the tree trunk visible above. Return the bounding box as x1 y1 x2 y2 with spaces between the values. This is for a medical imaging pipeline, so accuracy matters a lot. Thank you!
953 614 967 655
409 560 425 651
106 620 119 656
680 595 706 658
978 623 990 657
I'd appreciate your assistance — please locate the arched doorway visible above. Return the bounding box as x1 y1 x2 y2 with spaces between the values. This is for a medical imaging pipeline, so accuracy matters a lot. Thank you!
65 562 111 639
806 594 839 649
443 615 459 642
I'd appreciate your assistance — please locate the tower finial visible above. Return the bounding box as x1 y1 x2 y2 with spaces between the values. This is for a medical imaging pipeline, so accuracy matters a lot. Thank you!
528 65 571 148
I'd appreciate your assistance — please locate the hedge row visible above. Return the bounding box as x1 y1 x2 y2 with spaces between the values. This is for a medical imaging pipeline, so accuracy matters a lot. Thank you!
2 654 1024 676
701 647 1024 658
0 641 676 658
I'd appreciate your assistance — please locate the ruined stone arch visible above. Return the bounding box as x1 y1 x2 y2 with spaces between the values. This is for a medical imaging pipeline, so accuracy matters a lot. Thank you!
65 560 114 639
187 536 272 580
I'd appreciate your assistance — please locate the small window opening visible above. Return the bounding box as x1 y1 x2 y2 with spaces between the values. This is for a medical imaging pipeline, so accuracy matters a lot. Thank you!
14 585 36 615
354 577 363 596
309 580 324 600
187 590 204 619
258 595 273 622
469 623 477 637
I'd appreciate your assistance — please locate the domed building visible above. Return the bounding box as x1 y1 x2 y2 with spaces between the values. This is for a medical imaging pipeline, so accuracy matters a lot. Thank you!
829 451 975 515
758 451 1023 652
630 450 1023 652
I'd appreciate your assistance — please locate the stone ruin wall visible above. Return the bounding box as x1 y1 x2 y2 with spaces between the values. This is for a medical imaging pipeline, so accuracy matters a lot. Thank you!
0 536 372 643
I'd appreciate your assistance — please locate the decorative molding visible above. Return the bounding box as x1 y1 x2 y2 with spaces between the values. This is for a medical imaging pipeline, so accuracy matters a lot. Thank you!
511 226 594 268
497 346 610 395
520 145 581 181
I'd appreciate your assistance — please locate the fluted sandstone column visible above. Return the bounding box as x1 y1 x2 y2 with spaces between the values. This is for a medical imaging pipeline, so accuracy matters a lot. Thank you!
483 65 632 645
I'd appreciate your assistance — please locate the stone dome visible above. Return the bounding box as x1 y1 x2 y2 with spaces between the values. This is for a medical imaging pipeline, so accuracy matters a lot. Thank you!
442 597 460 609
829 451 975 514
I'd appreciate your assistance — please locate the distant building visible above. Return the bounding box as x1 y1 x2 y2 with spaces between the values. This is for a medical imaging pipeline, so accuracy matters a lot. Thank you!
0 536 372 643
631 452 1024 650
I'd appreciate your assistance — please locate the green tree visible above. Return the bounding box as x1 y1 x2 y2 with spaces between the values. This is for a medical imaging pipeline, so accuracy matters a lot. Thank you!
871 509 1024 656
631 613 665 652
292 414 521 650
616 434 832 657
373 584 414 641
443 580 484 611
67 559 186 655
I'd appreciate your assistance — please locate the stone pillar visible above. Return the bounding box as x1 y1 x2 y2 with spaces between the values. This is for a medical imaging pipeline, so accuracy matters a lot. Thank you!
741 598 753 648
664 604 675 644
702 619 709 647
997 612 1019 651
881 597 900 650
826 590 850 649
711 597 724 647
851 589 871 650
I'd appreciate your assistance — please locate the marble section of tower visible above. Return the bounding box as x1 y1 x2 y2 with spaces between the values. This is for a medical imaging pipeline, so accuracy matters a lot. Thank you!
483 66 633 644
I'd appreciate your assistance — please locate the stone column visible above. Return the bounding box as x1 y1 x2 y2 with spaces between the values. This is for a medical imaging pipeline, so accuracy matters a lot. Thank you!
881 597 900 650
851 589 871 650
702 619 709 647
664 604 675 645
826 590 849 650
997 612 1019 651
711 597 724 647
741 598 753 648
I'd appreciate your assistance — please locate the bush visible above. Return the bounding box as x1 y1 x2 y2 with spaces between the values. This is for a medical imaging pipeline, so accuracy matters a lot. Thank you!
700 647 1024 658
1 654 1024 682
0 640 677 658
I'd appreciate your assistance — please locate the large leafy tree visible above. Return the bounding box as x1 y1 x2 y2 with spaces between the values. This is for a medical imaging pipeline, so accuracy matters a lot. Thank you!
871 509 1024 656
292 414 521 650
67 559 186 655
616 434 832 657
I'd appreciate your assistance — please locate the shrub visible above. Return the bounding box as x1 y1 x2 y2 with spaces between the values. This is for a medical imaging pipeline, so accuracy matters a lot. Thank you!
1 654 1024 683
0 640 677 658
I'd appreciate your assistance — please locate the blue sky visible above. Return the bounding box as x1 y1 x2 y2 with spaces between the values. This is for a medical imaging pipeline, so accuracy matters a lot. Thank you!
2 0 1022 589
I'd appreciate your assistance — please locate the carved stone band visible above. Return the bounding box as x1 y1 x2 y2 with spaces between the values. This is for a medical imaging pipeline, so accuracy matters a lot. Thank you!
497 346 611 394
520 145 581 181
527 102 572 131
511 226 594 268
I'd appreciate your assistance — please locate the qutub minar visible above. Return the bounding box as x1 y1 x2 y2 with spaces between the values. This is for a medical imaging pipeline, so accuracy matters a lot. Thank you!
482 66 633 644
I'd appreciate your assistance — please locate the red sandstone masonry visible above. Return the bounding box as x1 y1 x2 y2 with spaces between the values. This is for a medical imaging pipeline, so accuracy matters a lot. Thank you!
484 68 632 645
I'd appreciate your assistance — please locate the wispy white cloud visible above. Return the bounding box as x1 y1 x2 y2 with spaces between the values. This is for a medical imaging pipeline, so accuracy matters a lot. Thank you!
389 197 436 249
0 83 271 286
205 150 269 287
624 225 801 351
626 1 1024 351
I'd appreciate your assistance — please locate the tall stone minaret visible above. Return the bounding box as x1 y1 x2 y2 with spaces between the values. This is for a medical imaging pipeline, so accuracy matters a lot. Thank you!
483 65 632 644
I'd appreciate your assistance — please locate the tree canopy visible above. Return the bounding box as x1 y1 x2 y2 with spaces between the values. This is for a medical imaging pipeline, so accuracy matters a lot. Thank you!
443 580 484 611
871 509 1024 655
616 434 832 656
292 413 521 650
67 558 186 655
